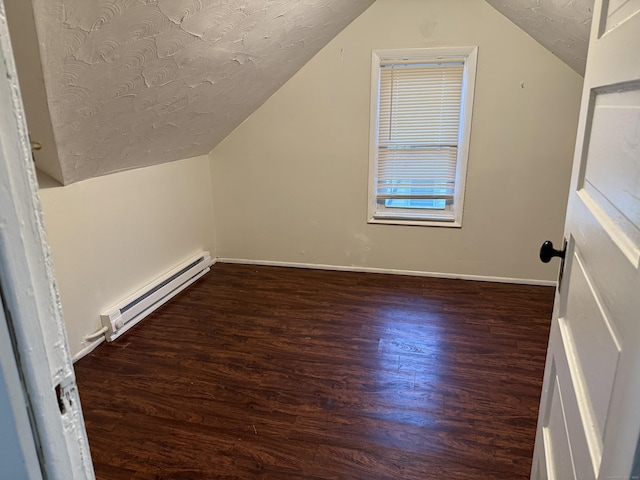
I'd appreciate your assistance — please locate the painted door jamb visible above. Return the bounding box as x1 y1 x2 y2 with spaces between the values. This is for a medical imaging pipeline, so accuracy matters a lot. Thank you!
0 0 94 478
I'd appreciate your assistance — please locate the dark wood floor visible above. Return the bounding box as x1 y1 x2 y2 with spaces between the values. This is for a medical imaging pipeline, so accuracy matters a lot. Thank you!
74 263 554 480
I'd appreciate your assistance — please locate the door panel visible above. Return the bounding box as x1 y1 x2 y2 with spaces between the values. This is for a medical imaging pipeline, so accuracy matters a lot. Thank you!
562 250 620 445
532 0 640 478
541 319 596 480
581 86 640 266
544 374 577 480
603 0 640 33
583 88 640 230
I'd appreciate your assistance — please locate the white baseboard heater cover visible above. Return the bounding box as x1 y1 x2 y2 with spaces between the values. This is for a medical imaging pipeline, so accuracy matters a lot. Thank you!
101 251 212 342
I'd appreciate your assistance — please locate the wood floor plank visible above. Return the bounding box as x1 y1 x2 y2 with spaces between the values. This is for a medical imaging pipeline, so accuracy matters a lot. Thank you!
74 263 553 479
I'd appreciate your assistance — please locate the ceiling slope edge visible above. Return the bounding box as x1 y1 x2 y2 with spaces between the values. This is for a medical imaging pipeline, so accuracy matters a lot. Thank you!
27 0 375 185
485 0 593 76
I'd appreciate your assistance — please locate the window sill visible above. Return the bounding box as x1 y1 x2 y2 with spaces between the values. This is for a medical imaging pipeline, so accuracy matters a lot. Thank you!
368 216 462 228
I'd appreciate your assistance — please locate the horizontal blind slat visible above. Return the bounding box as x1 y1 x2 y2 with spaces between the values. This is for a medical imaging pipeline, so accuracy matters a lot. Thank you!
376 60 463 207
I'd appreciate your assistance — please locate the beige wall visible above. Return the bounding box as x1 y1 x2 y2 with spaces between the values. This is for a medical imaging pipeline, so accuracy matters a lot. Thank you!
209 0 583 283
38 156 216 358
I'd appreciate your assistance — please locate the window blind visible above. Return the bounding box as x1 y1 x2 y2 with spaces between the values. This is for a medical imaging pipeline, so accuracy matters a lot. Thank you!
376 61 464 201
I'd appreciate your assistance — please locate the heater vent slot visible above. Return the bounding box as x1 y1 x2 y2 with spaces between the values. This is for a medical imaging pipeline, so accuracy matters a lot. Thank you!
101 252 212 342
120 257 205 314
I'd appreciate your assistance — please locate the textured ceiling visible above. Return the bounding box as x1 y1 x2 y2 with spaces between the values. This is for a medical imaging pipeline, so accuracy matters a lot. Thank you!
26 0 591 185
485 0 593 75
31 0 375 184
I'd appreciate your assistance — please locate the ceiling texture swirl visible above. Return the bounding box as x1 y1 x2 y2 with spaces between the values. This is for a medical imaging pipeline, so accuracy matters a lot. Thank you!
30 0 375 184
21 0 591 185
485 0 593 75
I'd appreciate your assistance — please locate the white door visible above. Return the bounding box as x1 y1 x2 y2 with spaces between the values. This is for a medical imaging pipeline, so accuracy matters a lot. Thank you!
531 1 640 479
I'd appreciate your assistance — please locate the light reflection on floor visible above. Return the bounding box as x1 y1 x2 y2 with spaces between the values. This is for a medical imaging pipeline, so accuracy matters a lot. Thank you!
366 300 448 431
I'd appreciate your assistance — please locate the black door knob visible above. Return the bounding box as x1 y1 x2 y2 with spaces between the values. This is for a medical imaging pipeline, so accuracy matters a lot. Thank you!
540 240 566 263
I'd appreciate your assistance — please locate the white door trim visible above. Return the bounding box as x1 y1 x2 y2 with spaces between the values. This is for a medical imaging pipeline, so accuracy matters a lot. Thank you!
0 1 94 478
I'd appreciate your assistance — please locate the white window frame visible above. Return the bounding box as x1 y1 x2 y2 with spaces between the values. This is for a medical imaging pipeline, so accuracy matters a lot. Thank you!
367 46 478 227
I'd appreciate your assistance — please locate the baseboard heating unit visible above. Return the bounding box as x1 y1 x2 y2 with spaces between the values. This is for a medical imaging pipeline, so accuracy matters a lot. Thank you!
101 251 212 342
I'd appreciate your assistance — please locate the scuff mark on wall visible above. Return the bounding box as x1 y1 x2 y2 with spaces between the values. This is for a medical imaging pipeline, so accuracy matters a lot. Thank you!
30 0 375 184
419 20 438 38
346 231 371 267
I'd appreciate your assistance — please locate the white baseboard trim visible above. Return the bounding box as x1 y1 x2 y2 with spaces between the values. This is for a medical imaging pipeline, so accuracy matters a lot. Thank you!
217 257 557 287
72 336 105 363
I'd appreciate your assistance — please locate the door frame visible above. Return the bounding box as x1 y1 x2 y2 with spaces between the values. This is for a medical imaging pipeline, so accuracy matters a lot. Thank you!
0 1 93 478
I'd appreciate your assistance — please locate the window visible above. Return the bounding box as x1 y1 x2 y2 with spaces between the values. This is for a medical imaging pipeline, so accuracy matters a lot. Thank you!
368 47 477 227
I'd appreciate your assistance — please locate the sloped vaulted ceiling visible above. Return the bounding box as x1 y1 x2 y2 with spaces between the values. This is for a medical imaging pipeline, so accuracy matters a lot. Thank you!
30 0 375 184
485 0 594 75
23 0 592 185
